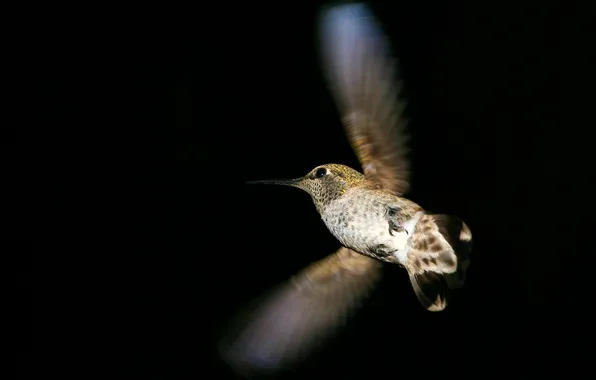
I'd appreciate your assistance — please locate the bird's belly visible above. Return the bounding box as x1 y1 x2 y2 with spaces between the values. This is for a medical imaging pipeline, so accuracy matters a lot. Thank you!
323 214 411 264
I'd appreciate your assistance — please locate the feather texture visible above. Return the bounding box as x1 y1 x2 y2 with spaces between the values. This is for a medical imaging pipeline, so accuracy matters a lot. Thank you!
218 248 382 374
406 214 473 311
320 3 410 196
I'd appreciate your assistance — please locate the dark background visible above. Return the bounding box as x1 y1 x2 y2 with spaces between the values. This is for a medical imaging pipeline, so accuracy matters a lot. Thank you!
24 1 593 378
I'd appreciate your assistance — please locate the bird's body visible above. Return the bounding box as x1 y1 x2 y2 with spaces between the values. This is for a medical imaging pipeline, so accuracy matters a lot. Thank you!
218 3 473 375
320 183 423 265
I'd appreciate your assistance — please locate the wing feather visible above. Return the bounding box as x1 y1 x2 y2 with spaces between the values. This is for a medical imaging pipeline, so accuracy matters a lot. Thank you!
320 4 410 195
218 248 382 375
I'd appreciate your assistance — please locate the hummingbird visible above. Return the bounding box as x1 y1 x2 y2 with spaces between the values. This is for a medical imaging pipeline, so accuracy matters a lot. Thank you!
218 2 473 375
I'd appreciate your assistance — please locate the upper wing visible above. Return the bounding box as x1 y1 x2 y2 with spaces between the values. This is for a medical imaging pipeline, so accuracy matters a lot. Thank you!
218 248 382 375
320 3 410 196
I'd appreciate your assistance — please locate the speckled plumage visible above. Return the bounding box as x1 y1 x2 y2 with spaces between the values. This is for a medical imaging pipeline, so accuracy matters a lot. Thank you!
296 164 423 263
322 186 422 263
219 3 473 375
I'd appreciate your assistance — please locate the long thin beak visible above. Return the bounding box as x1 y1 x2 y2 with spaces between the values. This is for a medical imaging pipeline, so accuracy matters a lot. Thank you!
245 177 304 187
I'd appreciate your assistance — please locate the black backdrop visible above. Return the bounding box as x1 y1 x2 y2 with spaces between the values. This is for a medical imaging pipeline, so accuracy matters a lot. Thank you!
27 1 593 378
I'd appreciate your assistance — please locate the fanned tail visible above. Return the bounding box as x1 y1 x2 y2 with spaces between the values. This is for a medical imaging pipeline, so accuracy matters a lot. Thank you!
406 214 472 311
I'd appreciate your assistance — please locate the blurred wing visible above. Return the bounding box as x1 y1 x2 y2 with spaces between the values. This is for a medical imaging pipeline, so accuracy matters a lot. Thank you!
320 3 410 195
406 214 473 311
218 248 382 375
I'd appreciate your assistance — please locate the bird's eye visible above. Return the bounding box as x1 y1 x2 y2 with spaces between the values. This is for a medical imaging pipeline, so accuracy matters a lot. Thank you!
315 168 327 178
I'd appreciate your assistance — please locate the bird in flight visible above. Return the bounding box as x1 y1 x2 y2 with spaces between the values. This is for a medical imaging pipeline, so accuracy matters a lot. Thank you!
218 2 473 375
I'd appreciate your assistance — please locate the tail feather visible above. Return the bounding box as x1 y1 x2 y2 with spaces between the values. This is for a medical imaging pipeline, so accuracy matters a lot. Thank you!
406 214 472 311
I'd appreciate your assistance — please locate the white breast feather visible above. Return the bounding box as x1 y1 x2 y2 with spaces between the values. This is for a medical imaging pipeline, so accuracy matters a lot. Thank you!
393 211 425 264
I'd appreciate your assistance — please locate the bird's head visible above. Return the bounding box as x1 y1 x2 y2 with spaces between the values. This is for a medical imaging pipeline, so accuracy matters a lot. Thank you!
247 164 366 212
